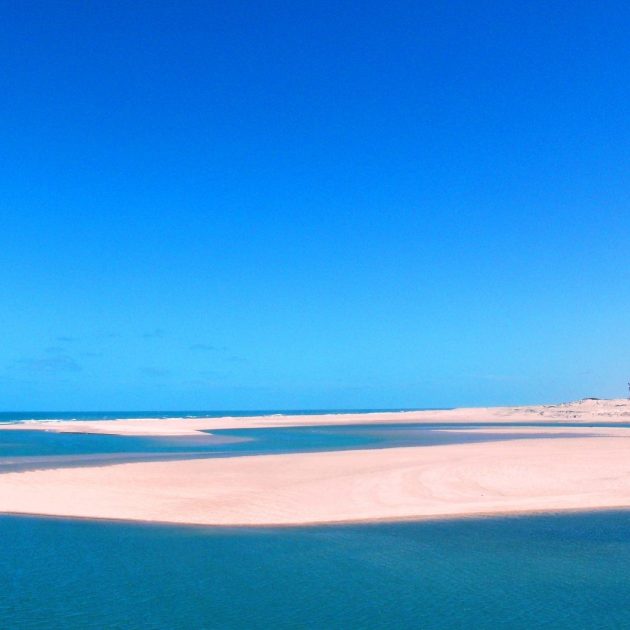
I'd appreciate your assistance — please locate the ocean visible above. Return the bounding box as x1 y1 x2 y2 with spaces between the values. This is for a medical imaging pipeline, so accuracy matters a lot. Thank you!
0 409 423 424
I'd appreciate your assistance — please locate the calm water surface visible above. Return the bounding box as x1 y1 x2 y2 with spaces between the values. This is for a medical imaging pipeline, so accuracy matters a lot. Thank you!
2 511 630 629
0 423 593 472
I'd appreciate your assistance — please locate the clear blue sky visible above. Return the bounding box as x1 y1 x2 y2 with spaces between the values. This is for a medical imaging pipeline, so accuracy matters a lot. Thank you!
1 1 629 410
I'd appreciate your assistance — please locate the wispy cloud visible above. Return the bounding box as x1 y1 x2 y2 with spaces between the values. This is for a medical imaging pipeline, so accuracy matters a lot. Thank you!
16 355 82 373
139 366 170 377
44 346 65 354
189 343 227 352
142 329 166 340
226 355 247 364
197 369 227 378
472 373 518 382
96 332 121 340
183 376 227 387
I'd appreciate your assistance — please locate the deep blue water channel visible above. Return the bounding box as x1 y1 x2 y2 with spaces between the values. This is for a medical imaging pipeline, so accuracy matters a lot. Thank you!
2 510 630 629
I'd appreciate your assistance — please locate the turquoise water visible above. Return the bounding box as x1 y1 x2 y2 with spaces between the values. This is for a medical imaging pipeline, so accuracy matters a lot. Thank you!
2 511 630 629
0 424 589 472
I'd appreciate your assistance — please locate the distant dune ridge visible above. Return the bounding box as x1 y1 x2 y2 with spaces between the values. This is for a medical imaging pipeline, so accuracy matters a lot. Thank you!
1 399 630 526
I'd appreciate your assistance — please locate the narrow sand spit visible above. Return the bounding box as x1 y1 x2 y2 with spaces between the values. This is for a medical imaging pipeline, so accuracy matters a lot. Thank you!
1 428 630 526
1 398 629 436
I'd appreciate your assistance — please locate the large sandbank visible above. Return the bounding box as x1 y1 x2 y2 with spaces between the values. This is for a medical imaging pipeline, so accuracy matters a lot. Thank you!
1 405 630 525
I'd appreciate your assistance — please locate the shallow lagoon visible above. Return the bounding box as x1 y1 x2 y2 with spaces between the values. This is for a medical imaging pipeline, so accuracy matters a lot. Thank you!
2 510 630 629
0 422 592 472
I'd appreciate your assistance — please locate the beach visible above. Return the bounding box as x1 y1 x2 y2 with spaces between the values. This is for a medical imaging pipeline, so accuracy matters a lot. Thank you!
1 399 630 526
2 397 629 436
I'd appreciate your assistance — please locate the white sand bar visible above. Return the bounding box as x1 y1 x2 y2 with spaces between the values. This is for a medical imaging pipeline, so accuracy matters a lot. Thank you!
1 398 630 436
1 399 630 526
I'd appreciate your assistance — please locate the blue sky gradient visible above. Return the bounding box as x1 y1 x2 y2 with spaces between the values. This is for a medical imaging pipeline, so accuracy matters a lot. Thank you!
2 1 629 409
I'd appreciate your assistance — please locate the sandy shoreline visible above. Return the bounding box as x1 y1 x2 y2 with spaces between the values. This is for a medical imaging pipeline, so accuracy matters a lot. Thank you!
2 428 630 525
1 399 630 526
4 504 630 529
1 398 630 436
